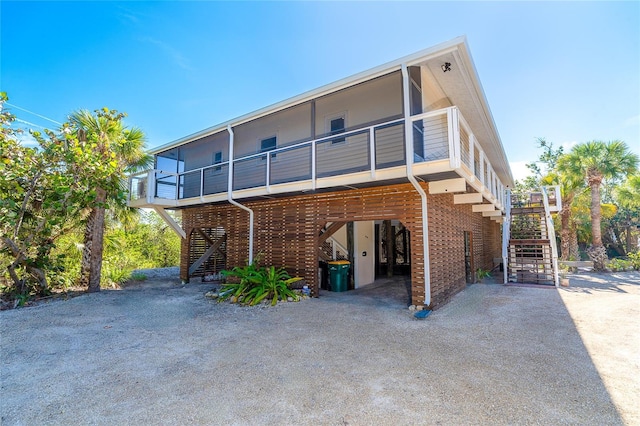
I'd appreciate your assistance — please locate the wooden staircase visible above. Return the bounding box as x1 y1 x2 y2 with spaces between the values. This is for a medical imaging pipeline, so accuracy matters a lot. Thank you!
502 187 560 286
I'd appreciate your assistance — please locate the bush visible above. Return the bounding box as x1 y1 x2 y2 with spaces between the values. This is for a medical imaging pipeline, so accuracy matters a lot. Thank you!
476 268 492 281
101 262 132 288
628 251 640 271
219 262 302 306
607 258 632 272
130 272 147 281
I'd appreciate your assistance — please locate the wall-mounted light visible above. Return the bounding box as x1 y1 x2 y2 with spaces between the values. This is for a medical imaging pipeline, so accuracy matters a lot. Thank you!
441 62 451 73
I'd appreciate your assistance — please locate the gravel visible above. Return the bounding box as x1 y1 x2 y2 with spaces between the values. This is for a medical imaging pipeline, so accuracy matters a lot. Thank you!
1 271 638 425
131 267 180 280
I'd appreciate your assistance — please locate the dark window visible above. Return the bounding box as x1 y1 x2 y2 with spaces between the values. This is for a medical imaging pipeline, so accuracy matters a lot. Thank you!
156 148 185 173
330 117 345 144
260 136 277 160
213 151 223 173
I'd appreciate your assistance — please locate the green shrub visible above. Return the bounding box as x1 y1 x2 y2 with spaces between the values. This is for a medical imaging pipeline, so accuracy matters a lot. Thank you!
101 263 132 288
219 261 302 306
476 268 492 281
628 251 640 271
607 258 631 272
130 272 147 281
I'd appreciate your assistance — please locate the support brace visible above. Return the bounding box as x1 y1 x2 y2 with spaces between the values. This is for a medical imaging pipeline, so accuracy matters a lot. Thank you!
153 207 186 239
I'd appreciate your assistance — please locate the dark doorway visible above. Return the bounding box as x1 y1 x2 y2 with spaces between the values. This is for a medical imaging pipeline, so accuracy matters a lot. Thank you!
464 231 474 283
375 220 411 277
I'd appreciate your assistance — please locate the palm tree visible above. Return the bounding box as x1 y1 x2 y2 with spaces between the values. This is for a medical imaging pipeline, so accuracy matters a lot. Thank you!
615 175 640 253
557 141 638 270
541 171 583 261
69 109 151 292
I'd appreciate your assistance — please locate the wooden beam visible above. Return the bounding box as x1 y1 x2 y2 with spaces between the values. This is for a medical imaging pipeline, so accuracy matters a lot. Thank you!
454 193 483 204
428 178 466 194
319 221 346 244
195 228 216 246
472 204 495 213
188 234 227 275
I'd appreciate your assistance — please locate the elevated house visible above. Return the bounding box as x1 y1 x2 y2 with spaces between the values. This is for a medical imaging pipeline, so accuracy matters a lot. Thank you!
129 36 517 309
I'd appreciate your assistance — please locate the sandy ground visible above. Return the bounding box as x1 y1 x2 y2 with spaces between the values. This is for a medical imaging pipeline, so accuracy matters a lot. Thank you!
1 271 638 425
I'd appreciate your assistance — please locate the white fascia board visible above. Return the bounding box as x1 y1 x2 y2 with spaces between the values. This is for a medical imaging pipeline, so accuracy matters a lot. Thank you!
150 36 469 155
454 41 514 187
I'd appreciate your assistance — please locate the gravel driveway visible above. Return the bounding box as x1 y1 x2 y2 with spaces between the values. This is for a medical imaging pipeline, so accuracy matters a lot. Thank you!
1 271 638 425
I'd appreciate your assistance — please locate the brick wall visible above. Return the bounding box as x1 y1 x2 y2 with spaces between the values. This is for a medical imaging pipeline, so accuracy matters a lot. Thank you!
180 183 502 308
426 193 502 308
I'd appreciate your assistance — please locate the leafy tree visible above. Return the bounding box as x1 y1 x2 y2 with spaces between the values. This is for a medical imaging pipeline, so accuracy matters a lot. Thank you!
1 95 121 296
69 109 151 292
525 138 584 260
541 171 584 260
52 211 180 289
526 137 564 179
617 175 640 209
557 141 639 270
610 175 640 254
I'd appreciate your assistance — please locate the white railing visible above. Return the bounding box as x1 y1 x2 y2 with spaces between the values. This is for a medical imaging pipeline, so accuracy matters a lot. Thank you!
502 188 512 284
541 187 560 286
129 106 507 205
508 185 562 212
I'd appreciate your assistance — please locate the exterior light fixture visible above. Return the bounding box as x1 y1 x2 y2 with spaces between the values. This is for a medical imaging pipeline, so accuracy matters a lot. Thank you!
441 62 451 72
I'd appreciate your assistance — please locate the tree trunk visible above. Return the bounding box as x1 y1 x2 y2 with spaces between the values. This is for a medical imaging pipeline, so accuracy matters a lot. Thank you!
606 227 625 257
559 193 574 261
626 225 635 253
587 176 608 271
87 187 107 293
569 221 580 261
589 177 603 247
78 209 95 288
587 245 608 271
3 237 48 293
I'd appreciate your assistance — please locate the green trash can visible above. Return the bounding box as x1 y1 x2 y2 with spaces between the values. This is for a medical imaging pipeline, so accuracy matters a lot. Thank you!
328 260 350 292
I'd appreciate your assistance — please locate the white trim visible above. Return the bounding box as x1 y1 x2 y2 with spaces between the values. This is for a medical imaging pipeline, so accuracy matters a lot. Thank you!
402 63 431 308
227 125 254 264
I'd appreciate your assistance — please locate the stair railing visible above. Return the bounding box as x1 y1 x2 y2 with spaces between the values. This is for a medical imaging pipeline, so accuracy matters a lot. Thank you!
502 188 512 284
541 186 560 287
328 236 348 260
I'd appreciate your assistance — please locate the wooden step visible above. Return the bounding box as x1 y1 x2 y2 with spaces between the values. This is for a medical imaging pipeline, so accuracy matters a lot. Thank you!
509 239 550 245
511 207 546 214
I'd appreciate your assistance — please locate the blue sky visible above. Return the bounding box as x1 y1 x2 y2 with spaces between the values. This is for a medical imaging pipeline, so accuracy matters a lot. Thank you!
2 1 639 181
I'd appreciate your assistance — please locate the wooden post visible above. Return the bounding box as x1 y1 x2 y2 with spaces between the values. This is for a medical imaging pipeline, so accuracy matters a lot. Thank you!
402 226 408 264
347 221 354 290
385 220 394 277
375 224 381 276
